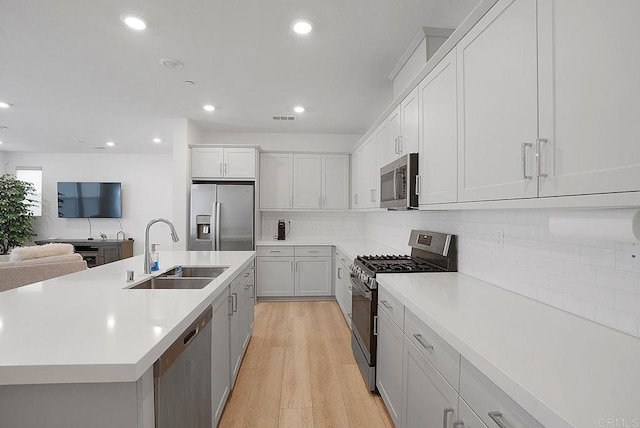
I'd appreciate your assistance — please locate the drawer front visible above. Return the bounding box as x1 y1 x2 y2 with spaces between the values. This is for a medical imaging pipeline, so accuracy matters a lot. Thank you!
294 246 332 257
459 397 489 428
335 248 351 267
460 358 544 428
256 246 294 257
378 287 405 330
404 308 460 392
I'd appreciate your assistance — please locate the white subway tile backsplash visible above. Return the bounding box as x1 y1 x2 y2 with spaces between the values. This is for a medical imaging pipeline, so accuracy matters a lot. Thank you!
362 208 640 338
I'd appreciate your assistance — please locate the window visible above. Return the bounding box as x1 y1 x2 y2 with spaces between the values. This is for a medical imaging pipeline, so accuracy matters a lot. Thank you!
15 167 42 217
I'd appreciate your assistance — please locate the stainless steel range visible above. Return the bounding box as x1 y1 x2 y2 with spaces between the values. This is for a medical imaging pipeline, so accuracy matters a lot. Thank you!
350 230 457 392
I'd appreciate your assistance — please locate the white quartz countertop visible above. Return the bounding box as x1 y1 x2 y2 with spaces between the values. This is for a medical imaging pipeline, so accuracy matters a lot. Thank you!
377 272 640 428
0 251 255 385
256 238 406 262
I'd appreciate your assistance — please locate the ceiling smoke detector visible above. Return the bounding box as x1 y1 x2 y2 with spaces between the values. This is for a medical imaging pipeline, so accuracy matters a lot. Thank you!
160 58 183 69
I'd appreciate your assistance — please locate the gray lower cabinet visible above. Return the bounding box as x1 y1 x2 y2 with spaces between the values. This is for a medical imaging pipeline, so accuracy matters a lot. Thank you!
458 398 489 428
229 263 255 388
211 290 231 426
376 308 404 427
401 335 459 428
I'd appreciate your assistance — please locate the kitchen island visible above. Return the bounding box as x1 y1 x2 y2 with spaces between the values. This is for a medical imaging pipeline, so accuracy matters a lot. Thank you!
0 250 255 428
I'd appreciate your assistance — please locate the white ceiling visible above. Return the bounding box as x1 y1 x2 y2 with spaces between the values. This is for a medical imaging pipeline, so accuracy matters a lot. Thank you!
0 0 478 153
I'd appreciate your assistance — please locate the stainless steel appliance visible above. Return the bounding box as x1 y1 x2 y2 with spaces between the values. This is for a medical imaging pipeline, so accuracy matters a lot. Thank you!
189 183 254 251
379 153 419 210
350 230 457 391
154 305 213 428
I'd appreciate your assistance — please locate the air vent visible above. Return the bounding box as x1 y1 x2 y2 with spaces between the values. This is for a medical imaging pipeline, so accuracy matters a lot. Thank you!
272 115 296 121
92 146 106 150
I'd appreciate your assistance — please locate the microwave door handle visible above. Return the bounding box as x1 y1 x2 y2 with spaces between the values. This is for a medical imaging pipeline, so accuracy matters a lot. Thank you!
392 170 398 199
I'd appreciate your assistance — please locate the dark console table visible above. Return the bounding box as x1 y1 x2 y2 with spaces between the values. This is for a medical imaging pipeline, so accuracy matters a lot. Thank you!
34 239 134 268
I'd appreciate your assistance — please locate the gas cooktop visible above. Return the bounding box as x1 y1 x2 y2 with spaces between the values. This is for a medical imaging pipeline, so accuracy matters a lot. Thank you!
355 255 443 275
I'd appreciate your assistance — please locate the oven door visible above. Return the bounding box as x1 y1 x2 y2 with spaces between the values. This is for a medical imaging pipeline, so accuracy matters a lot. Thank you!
350 273 375 364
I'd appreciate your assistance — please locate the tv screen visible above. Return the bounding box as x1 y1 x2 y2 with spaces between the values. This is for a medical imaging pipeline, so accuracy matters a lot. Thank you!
57 182 122 218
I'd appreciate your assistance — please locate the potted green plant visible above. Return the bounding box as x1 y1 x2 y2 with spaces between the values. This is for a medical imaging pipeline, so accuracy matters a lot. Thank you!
0 174 37 255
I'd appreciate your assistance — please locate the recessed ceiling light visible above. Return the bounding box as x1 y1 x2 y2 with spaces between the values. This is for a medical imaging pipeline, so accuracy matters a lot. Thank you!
121 14 148 31
153 138 162 143
203 104 215 112
160 58 183 69
290 19 313 35
0 102 12 109
293 106 305 113
0 141 3 145
106 141 115 147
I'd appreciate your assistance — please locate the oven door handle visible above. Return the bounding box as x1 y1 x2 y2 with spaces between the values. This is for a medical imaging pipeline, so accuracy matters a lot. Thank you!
349 274 372 300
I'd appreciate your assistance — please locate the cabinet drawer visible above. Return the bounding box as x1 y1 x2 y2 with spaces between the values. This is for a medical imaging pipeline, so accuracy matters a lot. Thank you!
460 358 544 428
378 287 405 330
404 308 460 392
459 397 489 428
256 246 294 257
335 248 351 267
294 246 332 257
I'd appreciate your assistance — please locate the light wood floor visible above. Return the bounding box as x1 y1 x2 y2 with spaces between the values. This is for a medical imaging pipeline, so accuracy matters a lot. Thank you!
219 301 394 428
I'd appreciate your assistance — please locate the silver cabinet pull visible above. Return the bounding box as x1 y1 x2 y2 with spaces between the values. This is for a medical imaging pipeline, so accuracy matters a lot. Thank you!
521 143 533 179
348 313 352 319
415 175 421 196
373 315 378 335
536 138 548 178
291 261 294 271
394 137 399 154
337 267 342 279
372 188 376 202
488 412 508 428
413 333 434 350
380 299 393 310
224 163 228 174
443 407 454 428
232 293 238 313
453 422 465 428
219 162 223 174
270 250 281 253
397 136 403 154
228 295 233 316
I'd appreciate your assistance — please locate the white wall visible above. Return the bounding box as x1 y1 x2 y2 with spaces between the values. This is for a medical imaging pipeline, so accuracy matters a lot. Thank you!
261 211 366 241
5 152 173 255
0 151 6 174
200 132 359 153
365 209 640 338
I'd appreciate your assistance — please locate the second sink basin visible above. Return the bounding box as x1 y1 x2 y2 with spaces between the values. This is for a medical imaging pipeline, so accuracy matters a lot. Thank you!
130 277 213 290
161 266 228 278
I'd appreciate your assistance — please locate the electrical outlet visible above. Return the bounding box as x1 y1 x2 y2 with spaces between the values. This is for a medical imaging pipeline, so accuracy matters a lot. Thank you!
495 228 504 248
619 244 640 271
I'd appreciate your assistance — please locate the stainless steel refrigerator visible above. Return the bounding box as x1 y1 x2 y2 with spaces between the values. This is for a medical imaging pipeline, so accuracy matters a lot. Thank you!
189 184 254 251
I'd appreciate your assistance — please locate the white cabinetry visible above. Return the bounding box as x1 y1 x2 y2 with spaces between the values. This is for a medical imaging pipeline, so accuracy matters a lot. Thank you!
191 147 256 179
260 153 293 209
376 307 404 427
456 0 539 202
261 153 349 210
229 263 254 388
334 249 352 326
399 87 419 156
211 287 231 426
402 335 459 428
352 137 379 209
418 49 458 205
256 246 332 297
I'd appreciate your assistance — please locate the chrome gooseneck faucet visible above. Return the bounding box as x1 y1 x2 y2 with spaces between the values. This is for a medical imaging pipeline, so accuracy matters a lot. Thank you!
144 218 180 274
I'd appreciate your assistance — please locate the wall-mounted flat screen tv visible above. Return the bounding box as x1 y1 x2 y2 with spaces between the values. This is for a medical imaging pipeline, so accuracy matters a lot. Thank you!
57 182 122 218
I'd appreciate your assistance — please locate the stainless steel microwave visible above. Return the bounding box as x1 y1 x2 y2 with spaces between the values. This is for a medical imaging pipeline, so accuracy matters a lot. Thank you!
380 153 418 210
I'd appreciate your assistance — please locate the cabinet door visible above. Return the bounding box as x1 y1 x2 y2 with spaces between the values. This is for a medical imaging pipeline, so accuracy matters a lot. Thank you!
322 154 350 209
241 276 253 351
256 257 295 297
295 257 332 296
419 49 458 205
229 279 244 387
457 0 539 202
351 147 362 208
400 86 419 155
192 148 224 179
334 261 351 326
537 0 640 197
402 336 458 428
211 289 231 425
458 398 489 428
387 105 402 162
360 137 378 208
374 121 391 172
376 309 404 428
260 153 293 209
224 148 256 178
293 154 322 209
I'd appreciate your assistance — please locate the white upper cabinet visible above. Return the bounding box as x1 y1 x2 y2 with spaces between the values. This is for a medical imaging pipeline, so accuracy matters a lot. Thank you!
223 148 256 178
351 146 363 208
191 147 256 179
293 154 322 209
457 0 539 202
322 154 350 209
537 0 640 197
260 153 293 209
191 147 224 179
400 86 420 155
418 49 458 205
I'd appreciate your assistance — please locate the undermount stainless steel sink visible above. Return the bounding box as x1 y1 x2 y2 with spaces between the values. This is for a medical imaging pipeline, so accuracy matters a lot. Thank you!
129 277 214 290
161 266 228 278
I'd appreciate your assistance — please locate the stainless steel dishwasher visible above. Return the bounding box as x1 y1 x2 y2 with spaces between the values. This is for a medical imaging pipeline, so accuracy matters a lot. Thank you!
154 305 212 428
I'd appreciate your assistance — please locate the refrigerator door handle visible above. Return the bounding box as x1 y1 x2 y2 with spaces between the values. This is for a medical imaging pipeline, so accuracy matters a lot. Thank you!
214 202 221 251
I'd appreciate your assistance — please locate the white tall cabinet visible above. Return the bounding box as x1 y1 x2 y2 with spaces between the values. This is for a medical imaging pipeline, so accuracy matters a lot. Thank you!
322 155 350 209
418 49 458 205
293 154 322 209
